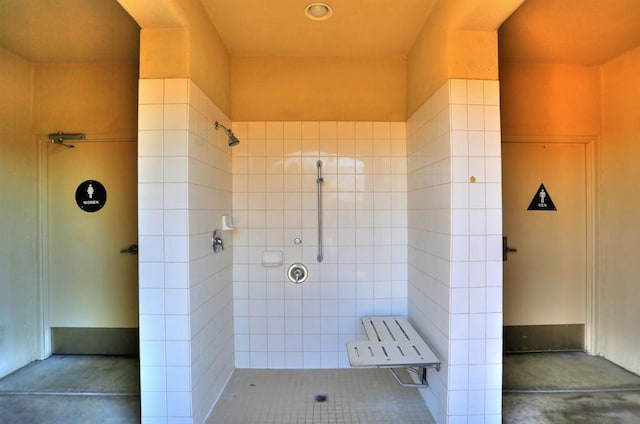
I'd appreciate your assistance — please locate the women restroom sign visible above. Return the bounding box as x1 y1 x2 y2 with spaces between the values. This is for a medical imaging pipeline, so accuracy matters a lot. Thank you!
75 180 107 212
528 183 556 211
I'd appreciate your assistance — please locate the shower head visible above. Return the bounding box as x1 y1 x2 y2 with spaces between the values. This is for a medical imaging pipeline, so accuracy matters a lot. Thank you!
227 133 240 147
214 121 240 147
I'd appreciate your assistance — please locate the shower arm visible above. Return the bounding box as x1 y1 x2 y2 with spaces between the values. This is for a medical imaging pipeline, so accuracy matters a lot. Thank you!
316 160 324 263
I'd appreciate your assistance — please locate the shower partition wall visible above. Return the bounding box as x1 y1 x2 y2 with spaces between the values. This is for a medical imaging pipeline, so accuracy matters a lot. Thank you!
407 79 504 424
138 78 235 424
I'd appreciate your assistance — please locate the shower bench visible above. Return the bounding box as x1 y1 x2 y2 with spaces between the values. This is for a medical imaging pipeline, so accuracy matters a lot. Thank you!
346 316 440 388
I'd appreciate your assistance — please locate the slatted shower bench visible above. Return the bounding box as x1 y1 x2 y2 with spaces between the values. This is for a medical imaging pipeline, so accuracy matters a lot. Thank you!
346 316 441 388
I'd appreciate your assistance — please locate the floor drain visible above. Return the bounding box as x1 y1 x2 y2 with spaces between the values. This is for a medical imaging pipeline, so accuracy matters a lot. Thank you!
314 394 328 403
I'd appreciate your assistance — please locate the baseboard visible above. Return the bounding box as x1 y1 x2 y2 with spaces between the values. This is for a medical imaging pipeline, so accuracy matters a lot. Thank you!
504 324 584 353
52 327 139 356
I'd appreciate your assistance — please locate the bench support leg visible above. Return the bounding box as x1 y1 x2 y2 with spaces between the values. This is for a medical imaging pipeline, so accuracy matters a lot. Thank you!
388 367 431 388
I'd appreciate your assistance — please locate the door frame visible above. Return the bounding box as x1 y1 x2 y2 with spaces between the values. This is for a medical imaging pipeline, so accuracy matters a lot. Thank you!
502 135 598 353
37 136 52 359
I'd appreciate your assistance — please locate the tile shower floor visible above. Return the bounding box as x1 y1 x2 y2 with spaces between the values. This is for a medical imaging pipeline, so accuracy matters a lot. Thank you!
206 368 436 424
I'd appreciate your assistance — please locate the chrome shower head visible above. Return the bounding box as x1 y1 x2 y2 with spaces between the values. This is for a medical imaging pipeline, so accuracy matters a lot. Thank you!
227 133 240 147
214 121 240 147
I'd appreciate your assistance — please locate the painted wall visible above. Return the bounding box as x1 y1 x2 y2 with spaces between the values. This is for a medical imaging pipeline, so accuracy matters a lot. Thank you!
231 57 406 121
231 121 407 368
499 63 601 137
407 79 503 424
136 0 232 117
33 63 138 139
599 46 640 375
407 0 501 119
137 78 235 423
0 48 39 378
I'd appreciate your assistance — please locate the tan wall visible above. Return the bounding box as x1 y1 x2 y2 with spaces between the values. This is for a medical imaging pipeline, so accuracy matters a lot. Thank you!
0 48 40 377
136 0 232 117
186 0 231 115
407 0 449 117
599 46 640 374
231 56 406 121
499 63 601 137
448 30 498 80
407 0 500 118
33 62 138 138
132 0 507 121
140 28 189 79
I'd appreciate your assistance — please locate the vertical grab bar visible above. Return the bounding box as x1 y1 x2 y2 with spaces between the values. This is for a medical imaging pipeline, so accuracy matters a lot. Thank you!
316 160 324 263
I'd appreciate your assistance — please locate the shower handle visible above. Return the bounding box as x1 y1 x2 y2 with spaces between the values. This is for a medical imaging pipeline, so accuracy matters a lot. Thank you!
212 230 224 253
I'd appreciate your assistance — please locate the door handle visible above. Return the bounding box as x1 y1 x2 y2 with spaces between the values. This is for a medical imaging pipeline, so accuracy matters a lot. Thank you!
120 244 138 255
503 236 517 261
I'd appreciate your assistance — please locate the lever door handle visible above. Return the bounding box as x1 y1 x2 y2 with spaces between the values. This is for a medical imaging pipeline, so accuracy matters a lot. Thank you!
503 236 517 261
120 244 138 255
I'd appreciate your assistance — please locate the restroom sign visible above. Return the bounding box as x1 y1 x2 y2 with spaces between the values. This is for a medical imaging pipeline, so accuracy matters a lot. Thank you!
527 183 556 211
75 180 107 212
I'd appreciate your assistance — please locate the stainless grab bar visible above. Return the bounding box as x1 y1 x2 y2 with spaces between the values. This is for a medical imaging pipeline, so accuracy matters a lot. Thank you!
316 160 324 263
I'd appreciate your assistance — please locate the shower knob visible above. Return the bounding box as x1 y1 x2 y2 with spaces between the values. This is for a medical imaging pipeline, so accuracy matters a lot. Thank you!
287 263 308 284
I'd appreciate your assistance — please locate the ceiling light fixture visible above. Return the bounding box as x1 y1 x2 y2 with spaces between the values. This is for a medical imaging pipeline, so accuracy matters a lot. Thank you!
305 2 333 20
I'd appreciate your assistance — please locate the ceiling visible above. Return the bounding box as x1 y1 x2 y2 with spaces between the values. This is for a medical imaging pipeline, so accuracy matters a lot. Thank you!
1 0 640 65
199 0 438 57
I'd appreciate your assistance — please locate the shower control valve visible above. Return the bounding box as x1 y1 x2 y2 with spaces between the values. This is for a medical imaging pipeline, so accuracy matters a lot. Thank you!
287 263 308 284
212 229 224 253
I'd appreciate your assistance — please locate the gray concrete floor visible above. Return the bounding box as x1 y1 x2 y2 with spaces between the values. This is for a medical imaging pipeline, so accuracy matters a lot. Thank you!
0 355 140 424
2 352 640 423
503 352 640 423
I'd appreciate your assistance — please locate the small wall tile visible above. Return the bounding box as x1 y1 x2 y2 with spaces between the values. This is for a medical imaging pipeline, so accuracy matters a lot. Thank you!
164 79 189 104
139 104 164 130
139 79 164 104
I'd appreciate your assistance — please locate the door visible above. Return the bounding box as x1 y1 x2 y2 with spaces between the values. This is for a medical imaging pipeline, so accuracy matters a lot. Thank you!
502 142 587 351
48 140 138 354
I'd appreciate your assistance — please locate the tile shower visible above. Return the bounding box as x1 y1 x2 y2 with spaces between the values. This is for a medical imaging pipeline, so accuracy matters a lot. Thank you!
231 120 408 369
137 77 503 424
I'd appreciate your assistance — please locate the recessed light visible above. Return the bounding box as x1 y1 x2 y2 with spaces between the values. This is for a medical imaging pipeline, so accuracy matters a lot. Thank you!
305 3 333 20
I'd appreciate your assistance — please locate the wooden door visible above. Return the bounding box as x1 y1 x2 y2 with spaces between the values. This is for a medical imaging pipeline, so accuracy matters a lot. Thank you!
48 140 138 354
502 142 586 351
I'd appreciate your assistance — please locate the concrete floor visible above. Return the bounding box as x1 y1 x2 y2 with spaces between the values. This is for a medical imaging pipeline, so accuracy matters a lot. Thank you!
2 352 640 423
503 352 640 423
0 355 140 424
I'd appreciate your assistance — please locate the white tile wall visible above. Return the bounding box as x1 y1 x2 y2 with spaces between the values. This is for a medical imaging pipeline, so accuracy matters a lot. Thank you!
138 78 235 424
232 121 408 369
407 79 503 424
